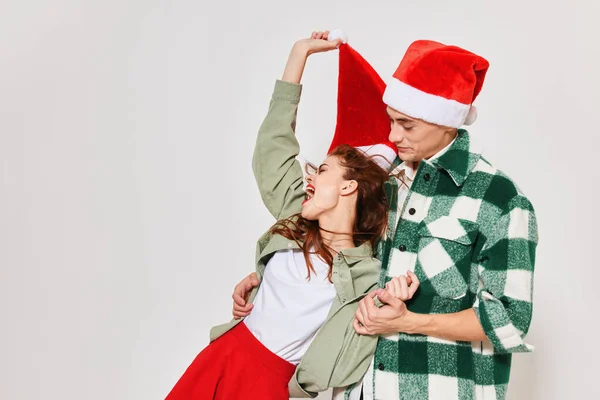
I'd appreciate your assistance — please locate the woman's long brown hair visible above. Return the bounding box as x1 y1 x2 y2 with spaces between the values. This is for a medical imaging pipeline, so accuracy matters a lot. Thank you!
270 144 389 281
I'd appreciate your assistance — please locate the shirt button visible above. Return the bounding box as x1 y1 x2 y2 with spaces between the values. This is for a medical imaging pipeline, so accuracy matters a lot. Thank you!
424 173 431 181
399 245 407 252
378 363 385 371
408 208 416 215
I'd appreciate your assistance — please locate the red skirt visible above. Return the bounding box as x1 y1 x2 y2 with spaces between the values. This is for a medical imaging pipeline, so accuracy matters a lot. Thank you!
166 322 296 400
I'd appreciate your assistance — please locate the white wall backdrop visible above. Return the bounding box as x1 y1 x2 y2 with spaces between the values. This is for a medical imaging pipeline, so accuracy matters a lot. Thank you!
1 0 599 399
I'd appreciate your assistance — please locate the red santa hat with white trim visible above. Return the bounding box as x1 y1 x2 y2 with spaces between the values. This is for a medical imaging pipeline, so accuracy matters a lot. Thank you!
326 30 397 170
383 40 490 128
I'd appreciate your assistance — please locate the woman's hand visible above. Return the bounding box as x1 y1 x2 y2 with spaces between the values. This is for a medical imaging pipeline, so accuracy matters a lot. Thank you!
353 271 419 336
351 271 420 335
384 270 420 301
282 30 343 84
294 30 343 56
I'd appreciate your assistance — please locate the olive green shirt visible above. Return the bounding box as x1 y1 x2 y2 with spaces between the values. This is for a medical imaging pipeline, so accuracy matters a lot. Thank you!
209 80 380 398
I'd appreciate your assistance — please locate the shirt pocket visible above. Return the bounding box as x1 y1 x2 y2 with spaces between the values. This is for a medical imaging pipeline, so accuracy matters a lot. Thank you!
415 216 479 300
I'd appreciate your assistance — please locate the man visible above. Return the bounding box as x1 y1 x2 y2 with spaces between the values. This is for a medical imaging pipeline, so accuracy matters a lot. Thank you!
234 39 538 400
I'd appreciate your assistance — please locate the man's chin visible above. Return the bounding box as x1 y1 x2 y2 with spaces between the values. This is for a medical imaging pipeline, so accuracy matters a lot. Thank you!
397 148 413 157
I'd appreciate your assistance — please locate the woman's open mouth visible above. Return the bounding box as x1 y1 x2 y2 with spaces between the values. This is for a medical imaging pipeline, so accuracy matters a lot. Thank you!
303 184 315 205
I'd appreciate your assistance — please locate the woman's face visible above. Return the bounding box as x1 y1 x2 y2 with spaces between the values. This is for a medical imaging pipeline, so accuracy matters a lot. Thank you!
301 155 350 221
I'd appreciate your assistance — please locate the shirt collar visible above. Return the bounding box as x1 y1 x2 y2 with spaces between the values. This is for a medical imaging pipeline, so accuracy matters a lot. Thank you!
391 129 482 187
429 129 482 186
338 242 374 265
390 162 416 182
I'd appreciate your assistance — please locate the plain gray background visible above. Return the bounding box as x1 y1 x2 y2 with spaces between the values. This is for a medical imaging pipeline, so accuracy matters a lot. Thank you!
1 0 599 399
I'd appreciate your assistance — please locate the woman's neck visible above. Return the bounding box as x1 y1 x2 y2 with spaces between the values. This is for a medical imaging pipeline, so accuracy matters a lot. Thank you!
320 230 355 253
318 211 356 253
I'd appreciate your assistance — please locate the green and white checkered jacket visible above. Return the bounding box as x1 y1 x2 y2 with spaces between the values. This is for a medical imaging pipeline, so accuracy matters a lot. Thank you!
364 130 538 400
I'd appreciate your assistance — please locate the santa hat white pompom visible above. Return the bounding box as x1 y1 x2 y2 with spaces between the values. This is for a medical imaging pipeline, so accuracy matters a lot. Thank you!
464 105 478 125
327 29 348 44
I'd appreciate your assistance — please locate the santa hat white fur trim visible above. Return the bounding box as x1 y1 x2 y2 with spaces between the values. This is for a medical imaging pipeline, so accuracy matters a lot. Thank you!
355 144 397 171
383 78 473 128
464 105 478 125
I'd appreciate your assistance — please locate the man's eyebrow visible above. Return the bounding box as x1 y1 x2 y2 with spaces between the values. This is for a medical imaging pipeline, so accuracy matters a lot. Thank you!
386 111 415 124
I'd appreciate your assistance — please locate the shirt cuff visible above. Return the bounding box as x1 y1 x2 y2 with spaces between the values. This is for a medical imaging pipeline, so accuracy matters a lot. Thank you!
273 80 302 103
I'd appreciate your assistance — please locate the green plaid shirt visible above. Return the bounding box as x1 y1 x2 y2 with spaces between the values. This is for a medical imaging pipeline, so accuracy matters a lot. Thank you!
363 130 538 400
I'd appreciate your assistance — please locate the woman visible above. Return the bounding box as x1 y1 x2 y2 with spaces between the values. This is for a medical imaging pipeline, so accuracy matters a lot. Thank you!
167 31 419 400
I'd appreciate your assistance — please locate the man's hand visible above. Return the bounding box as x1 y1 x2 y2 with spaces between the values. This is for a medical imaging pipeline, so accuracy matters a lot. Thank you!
232 272 259 319
354 271 420 335
353 288 415 335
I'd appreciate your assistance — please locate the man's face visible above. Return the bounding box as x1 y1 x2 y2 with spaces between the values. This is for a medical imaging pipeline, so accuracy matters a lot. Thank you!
387 107 456 163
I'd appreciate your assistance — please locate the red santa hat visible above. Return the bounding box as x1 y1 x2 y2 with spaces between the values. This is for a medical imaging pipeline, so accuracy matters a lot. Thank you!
383 40 489 128
326 30 397 170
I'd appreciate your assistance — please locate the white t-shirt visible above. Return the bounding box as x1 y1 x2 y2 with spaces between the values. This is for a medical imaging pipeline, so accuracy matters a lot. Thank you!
243 248 336 365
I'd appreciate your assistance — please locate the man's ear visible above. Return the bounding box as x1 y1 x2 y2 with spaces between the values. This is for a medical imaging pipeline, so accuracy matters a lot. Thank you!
341 180 359 196
444 127 459 136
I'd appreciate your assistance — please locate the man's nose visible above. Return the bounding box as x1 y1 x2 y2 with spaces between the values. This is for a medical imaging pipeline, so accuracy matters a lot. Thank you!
388 126 404 143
